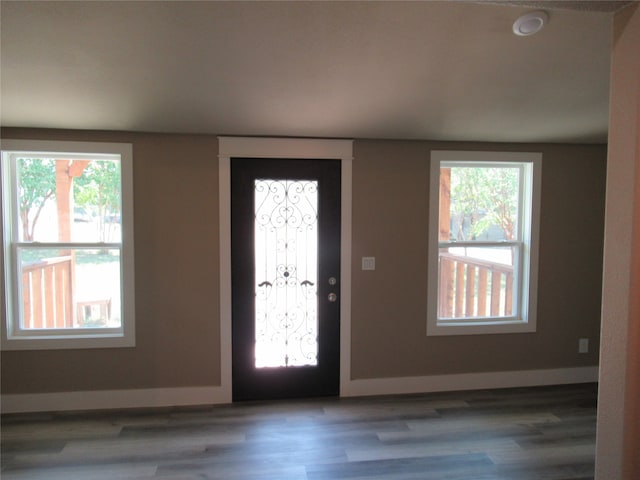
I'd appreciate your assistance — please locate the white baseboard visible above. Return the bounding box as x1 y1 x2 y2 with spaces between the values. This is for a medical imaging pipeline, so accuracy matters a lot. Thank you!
1 385 231 414
340 366 599 397
1 366 598 414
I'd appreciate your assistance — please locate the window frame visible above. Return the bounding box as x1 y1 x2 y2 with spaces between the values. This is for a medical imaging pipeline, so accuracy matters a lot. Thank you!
427 150 541 336
1 139 135 350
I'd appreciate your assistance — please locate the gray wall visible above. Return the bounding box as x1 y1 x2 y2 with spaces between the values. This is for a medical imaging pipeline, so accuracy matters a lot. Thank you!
0 128 606 394
351 140 605 379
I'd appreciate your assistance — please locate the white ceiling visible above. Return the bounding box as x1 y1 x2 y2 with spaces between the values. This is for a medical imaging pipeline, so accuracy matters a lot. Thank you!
1 1 634 144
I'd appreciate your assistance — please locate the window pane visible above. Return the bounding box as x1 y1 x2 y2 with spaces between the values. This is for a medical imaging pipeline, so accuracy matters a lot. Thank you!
440 166 520 242
16 158 121 243
254 179 319 368
18 248 121 329
438 246 515 319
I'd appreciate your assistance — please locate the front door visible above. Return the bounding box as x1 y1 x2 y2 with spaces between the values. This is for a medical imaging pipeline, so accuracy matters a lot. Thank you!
231 158 341 401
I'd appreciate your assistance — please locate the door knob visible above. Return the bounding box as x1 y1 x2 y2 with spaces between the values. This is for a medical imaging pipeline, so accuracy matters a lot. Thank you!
328 293 338 302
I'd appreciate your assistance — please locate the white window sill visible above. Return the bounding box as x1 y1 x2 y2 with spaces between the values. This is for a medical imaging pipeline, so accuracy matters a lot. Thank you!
427 319 536 336
1 332 134 350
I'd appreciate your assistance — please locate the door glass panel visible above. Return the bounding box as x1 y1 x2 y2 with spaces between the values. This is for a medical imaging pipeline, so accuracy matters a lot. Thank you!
254 179 318 368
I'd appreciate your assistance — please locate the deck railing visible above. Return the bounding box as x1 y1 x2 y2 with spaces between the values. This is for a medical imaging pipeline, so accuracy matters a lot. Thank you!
439 252 513 318
21 256 74 328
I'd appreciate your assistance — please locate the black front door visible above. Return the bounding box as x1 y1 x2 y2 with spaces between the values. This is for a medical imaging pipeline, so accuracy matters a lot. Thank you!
231 158 341 401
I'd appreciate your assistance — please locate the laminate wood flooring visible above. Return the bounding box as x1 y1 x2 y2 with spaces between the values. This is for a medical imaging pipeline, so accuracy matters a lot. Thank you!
1 383 598 479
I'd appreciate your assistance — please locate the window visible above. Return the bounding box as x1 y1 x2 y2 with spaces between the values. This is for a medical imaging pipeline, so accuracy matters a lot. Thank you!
427 151 541 336
1 140 135 349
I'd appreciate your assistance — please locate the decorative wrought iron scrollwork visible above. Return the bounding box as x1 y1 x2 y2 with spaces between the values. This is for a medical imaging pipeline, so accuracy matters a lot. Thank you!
254 179 319 368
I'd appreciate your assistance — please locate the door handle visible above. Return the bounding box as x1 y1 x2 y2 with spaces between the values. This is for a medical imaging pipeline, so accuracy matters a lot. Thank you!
328 293 338 302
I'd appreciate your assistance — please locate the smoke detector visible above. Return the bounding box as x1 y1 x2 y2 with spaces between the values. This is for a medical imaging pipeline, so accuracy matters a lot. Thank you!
513 10 549 36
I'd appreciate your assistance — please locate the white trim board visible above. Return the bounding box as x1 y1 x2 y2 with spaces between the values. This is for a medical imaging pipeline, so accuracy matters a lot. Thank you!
1 367 598 414
0 386 227 414
342 366 599 397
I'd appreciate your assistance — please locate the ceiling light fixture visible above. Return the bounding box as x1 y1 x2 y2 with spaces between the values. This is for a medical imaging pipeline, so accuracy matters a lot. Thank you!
512 10 549 36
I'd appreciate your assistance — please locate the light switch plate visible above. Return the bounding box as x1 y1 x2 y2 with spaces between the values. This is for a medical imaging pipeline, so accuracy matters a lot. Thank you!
362 257 376 270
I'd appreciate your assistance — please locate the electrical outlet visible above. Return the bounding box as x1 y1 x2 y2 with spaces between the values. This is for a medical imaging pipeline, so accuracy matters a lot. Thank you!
579 338 589 354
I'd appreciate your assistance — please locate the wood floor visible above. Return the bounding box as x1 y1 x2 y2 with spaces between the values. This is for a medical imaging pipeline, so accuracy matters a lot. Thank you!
1 383 598 480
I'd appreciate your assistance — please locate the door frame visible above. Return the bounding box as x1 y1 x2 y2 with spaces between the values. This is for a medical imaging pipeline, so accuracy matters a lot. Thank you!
218 137 353 402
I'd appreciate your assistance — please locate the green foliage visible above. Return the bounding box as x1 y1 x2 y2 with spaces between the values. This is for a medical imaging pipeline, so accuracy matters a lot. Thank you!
450 167 519 240
17 158 56 241
74 160 121 241
16 158 121 243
